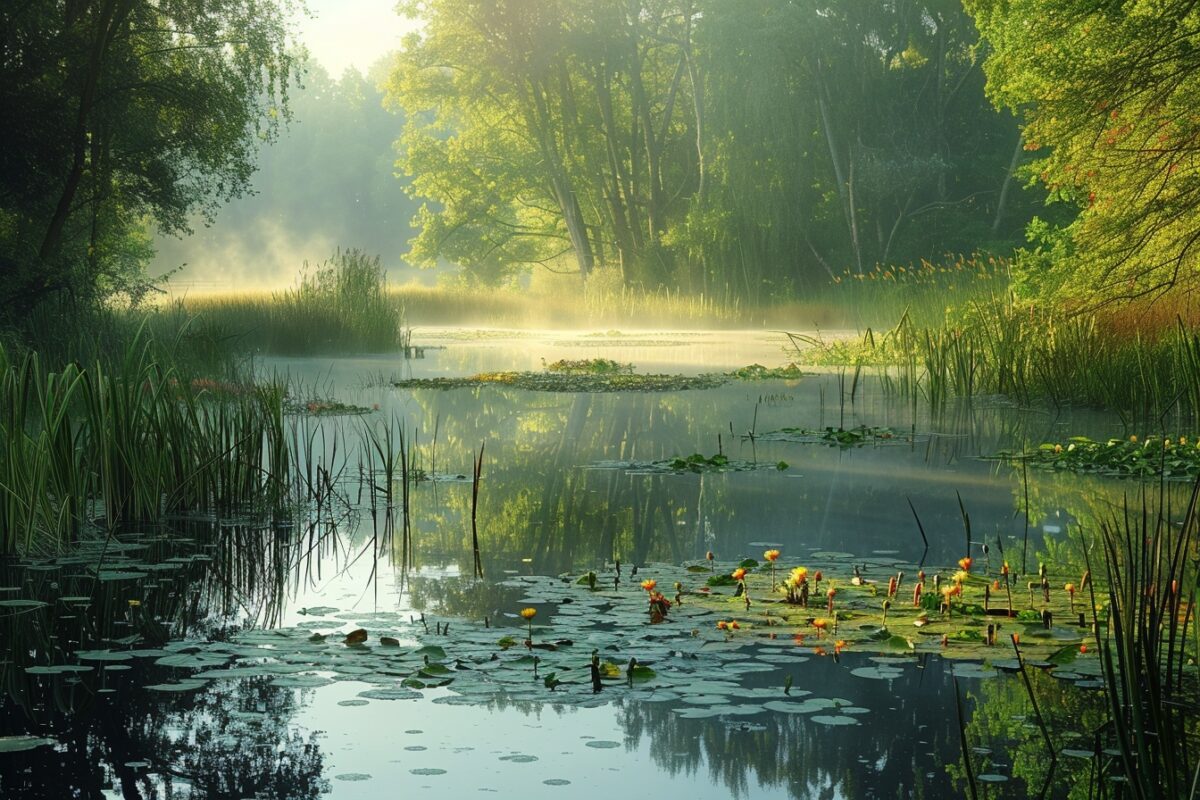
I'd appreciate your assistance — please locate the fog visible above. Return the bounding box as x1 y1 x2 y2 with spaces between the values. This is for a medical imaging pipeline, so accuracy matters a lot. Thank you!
151 60 434 294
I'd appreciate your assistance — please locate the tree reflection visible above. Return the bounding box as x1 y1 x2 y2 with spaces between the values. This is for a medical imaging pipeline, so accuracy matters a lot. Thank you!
0 528 328 799
956 666 1108 798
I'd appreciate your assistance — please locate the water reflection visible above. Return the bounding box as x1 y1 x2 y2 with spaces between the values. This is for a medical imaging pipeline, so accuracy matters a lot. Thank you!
2 331 1190 798
615 655 965 798
345 378 1173 581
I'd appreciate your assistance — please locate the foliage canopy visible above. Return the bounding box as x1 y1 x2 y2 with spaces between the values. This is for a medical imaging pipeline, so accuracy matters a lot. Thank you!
387 0 1039 298
0 0 299 318
969 0 1200 303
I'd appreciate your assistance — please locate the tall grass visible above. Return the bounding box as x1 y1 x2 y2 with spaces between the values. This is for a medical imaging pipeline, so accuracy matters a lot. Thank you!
0 330 291 555
1087 482 1200 798
184 249 410 354
791 293 1200 425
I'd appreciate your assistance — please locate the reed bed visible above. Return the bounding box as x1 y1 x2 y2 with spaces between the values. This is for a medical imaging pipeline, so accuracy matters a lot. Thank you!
183 249 410 354
791 293 1200 425
1086 482 1200 797
0 334 291 555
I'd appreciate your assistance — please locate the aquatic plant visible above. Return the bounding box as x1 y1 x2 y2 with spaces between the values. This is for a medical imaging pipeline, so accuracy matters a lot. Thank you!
542 358 633 375
764 549 780 590
1088 482 1200 798
519 607 537 644
790 295 1200 423
994 434 1200 480
0 334 295 555
182 250 410 355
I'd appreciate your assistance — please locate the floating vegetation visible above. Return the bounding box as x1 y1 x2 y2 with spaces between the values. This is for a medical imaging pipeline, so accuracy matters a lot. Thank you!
284 397 375 416
728 363 805 380
991 435 1200 480
393 370 725 393
590 453 788 474
542 358 633 374
30 554 1108 732
393 363 807 393
752 425 904 448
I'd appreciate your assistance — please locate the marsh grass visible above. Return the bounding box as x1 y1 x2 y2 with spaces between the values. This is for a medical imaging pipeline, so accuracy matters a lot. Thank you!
792 294 1200 424
0 330 292 555
184 249 409 354
1086 481 1200 798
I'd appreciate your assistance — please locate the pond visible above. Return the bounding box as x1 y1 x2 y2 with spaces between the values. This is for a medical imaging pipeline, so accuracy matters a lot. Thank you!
0 328 1187 798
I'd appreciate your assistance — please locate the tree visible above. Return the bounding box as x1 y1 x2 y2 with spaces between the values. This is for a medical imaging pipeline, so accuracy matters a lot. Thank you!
0 0 300 318
967 0 1200 303
387 0 1036 296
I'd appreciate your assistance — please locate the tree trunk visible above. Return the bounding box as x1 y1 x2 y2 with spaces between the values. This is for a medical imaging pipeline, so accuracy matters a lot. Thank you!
992 130 1024 234
815 63 862 273
40 0 131 262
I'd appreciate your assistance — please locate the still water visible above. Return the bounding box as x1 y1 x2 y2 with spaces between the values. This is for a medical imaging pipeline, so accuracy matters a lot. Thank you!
0 329 1165 798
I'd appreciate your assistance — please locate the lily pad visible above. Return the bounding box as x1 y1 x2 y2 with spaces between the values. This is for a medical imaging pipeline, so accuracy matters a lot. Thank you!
0 735 56 753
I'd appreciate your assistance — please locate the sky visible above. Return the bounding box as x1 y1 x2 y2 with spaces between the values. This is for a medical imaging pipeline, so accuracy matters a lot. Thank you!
294 0 421 77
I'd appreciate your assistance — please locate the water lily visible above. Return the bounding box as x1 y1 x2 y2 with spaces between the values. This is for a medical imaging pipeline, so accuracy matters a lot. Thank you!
641 579 657 592
706 550 715 571
912 581 922 607
958 556 973 572
764 549 781 589
887 575 897 598
716 620 729 631
1065 582 1076 612
731 567 747 582
812 618 828 638
520 607 537 642
826 585 837 614
785 566 808 603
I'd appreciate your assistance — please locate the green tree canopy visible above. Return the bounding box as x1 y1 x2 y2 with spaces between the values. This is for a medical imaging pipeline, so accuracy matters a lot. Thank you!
968 0 1200 303
0 0 300 317
387 0 1038 298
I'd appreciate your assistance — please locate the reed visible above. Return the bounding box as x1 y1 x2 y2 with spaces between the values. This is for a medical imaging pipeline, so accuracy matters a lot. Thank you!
0 330 297 555
1087 481 1200 798
792 293 1200 424
183 249 409 354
